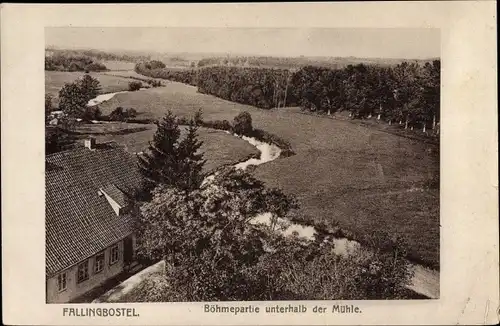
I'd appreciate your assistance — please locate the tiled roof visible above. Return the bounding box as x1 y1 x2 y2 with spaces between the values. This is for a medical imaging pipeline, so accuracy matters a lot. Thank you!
45 142 143 277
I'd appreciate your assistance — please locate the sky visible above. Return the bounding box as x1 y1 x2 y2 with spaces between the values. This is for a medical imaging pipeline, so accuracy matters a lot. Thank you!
46 27 440 59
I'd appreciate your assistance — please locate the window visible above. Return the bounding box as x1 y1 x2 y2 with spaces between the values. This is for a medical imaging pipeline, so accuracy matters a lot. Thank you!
57 272 67 292
110 244 119 265
94 252 105 274
77 260 89 283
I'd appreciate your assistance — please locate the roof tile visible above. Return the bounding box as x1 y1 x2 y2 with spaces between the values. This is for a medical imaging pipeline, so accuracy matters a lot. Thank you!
45 142 143 277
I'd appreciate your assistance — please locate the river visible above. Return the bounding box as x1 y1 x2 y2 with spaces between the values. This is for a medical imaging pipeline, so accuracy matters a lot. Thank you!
210 131 439 299
88 91 439 300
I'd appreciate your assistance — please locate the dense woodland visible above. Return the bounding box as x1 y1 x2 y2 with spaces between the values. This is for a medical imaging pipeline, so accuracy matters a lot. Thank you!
45 54 108 72
46 48 151 63
136 60 440 132
196 55 432 70
135 61 198 86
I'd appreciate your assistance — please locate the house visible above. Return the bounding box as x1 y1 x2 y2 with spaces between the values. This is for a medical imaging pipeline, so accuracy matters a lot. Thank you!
45 138 143 303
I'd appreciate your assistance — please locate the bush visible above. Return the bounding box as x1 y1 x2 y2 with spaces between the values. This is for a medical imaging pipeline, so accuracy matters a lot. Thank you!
175 116 190 125
108 107 139 121
232 111 253 135
85 62 107 72
147 79 162 87
194 109 203 126
126 108 138 118
82 106 102 122
200 119 232 131
109 107 126 121
129 81 142 91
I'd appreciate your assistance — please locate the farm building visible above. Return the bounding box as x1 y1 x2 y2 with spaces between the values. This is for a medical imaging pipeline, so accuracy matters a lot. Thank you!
45 138 143 303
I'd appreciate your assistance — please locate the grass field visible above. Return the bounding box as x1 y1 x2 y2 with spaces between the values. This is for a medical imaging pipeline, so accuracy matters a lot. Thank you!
45 71 149 107
101 60 137 71
101 71 170 84
73 122 259 173
96 82 440 268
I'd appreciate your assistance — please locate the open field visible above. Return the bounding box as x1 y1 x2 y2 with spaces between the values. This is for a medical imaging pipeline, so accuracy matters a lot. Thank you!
102 71 169 84
72 122 259 173
45 71 149 106
101 60 137 71
96 81 440 268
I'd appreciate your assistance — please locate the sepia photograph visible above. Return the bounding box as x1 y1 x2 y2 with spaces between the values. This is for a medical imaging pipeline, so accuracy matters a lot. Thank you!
2 3 498 325
44 27 440 303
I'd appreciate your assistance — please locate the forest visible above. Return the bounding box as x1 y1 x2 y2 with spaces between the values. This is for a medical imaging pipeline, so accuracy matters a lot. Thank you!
45 54 108 72
46 48 152 63
135 61 198 86
135 60 440 132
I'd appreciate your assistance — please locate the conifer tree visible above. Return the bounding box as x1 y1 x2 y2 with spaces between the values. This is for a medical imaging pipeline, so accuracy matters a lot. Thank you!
177 120 206 192
136 111 206 200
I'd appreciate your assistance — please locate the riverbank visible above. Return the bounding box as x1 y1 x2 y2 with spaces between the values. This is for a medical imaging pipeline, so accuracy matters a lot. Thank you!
91 129 438 302
88 83 440 269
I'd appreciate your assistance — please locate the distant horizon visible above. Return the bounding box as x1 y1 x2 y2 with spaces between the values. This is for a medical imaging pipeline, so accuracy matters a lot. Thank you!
46 45 440 62
46 27 440 60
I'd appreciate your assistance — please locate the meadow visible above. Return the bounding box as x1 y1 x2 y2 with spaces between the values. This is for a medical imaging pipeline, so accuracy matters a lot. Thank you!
45 71 149 106
97 82 440 268
100 60 137 71
72 122 259 173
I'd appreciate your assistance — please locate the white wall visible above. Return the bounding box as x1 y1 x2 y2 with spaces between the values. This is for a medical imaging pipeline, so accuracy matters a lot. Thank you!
46 239 127 303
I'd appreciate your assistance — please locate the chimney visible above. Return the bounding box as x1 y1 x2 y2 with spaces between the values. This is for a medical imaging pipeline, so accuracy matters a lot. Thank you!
84 138 96 150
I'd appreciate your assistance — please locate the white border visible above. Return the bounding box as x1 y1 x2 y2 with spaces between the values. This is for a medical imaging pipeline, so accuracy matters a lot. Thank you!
1 2 498 325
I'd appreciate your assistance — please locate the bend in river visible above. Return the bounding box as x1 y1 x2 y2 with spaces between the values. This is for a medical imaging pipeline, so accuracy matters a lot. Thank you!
213 130 439 299
87 92 439 300
87 88 149 106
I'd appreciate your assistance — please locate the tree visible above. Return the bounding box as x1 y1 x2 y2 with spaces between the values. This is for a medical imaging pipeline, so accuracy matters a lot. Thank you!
79 74 101 100
134 167 298 301
131 165 413 302
45 126 76 154
194 108 203 126
82 106 102 122
58 83 89 118
109 107 126 121
128 81 142 91
137 111 206 199
126 108 138 118
109 107 138 121
176 121 207 191
421 60 440 131
58 74 101 119
232 111 253 135
137 111 182 199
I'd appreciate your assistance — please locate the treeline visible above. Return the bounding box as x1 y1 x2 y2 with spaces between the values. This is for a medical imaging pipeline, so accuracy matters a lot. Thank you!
46 48 151 63
196 56 305 69
196 55 432 70
291 61 440 131
135 60 440 132
197 67 293 109
135 61 198 86
45 54 107 72
196 56 341 70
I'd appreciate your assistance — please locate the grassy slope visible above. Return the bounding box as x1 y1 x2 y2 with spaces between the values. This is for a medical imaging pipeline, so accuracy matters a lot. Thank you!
73 123 259 174
96 82 440 268
45 71 149 107
100 60 137 71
